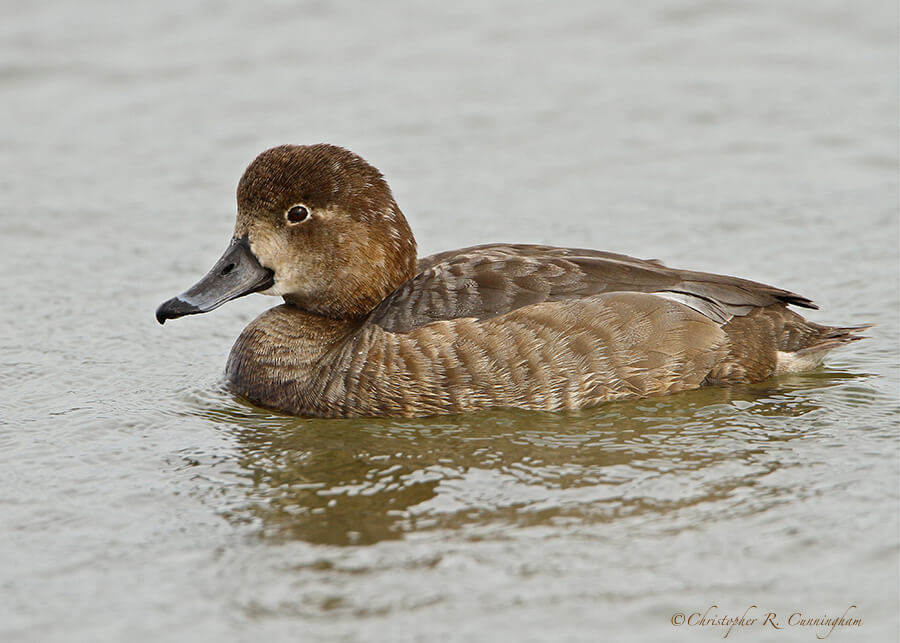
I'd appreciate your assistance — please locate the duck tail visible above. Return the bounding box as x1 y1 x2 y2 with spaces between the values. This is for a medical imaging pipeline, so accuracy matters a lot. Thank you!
774 320 873 375
705 306 872 384
794 323 874 353
772 322 872 372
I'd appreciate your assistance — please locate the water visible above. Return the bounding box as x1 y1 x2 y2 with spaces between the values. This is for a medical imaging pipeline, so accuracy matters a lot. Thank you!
2 1 898 641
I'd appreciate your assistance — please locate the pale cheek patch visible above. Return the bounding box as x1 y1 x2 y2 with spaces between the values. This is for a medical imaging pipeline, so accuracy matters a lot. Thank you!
249 231 288 270
250 233 294 296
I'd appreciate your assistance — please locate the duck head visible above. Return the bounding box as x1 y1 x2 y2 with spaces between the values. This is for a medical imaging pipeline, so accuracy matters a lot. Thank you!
156 144 418 324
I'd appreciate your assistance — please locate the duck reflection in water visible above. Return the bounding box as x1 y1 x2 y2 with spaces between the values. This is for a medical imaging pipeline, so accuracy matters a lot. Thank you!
190 374 861 546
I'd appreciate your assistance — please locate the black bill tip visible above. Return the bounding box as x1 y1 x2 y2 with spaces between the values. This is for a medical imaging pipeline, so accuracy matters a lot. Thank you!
156 296 201 324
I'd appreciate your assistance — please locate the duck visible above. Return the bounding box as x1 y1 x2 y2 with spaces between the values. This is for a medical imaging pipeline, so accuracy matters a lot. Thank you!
156 144 869 418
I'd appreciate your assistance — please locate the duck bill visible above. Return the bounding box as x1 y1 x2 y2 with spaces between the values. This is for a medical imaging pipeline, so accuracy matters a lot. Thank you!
155 236 274 324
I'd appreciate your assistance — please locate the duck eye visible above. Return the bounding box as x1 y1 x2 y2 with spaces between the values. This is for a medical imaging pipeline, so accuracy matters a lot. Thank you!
286 204 309 224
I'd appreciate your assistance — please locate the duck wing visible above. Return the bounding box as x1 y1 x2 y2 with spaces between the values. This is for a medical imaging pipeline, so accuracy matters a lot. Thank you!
366 243 816 333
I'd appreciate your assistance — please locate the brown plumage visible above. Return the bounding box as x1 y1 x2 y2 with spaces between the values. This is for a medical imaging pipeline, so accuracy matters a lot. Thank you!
156 144 870 418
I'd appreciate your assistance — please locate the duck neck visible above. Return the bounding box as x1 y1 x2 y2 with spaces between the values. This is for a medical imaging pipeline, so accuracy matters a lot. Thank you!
224 304 362 412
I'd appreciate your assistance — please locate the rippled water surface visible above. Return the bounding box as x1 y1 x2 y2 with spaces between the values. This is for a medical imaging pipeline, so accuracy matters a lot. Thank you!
1 1 897 642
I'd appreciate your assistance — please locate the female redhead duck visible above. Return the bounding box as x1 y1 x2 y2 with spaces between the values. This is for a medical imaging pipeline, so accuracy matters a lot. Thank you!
156 144 868 418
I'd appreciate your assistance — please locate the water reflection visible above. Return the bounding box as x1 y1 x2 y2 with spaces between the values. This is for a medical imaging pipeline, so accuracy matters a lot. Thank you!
190 371 867 546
